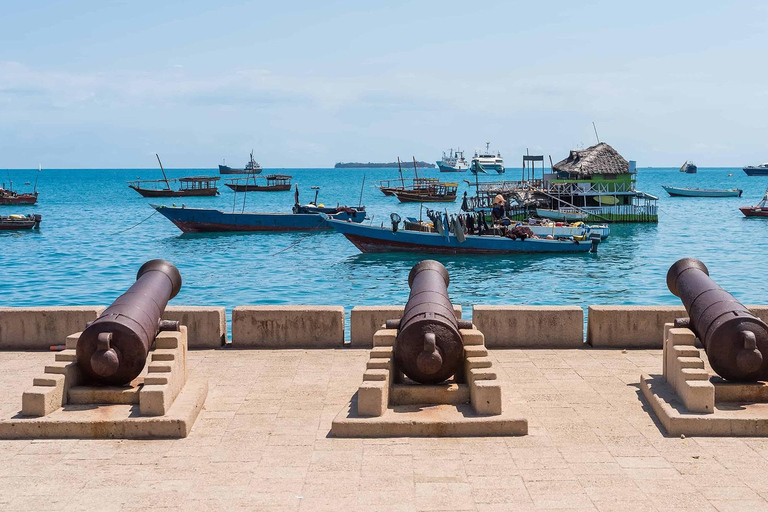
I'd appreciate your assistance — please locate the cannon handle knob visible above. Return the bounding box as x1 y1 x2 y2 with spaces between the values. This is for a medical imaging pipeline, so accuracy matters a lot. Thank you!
737 330 763 374
91 332 120 378
416 332 443 376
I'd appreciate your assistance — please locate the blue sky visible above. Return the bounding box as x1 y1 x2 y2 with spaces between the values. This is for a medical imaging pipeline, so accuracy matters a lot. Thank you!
1 0 767 168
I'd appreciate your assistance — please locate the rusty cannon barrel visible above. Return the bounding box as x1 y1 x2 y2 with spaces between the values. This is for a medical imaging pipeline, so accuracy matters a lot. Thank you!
667 257 768 382
76 260 182 385
386 260 472 384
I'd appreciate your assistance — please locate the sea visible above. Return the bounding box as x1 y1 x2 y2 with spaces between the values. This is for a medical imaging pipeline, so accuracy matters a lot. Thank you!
2 167 767 337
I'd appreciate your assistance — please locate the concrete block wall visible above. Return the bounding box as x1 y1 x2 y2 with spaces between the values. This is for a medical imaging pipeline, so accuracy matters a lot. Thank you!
232 306 344 348
350 305 462 348
0 307 105 350
587 306 686 348
472 305 584 348
163 306 226 349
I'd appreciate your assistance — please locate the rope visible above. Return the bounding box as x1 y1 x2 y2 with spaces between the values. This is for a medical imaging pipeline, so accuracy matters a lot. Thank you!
269 223 325 256
115 209 159 234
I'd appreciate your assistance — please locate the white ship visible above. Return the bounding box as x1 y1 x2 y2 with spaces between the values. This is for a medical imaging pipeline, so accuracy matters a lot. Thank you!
436 148 469 172
471 142 504 174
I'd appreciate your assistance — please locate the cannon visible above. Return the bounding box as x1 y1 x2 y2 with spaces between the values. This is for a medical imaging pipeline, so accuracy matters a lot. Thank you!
386 260 472 384
667 257 768 382
76 260 182 385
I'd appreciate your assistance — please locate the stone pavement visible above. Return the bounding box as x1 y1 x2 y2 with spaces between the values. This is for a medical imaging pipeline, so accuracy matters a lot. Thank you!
2 348 768 511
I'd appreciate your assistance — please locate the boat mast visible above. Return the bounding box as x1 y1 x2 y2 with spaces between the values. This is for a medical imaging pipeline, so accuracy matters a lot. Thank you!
34 164 40 194
155 154 171 191
397 157 405 188
412 156 419 180
358 175 365 208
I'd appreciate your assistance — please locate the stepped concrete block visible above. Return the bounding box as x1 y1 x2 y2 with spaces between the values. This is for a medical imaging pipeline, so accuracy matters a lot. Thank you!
390 383 469 406
474 305 583 348
22 385 64 417
677 357 705 369
679 380 715 414
363 369 389 383
471 380 503 415
357 381 387 417
372 329 397 347
681 368 710 381
464 346 488 358
33 374 65 387
370 346 393 359
366 359 392 371
65 333 81 350
459 328 484 346
232 306 344 348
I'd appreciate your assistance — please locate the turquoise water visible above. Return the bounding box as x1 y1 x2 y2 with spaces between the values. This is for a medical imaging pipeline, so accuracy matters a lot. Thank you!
2 167 767 334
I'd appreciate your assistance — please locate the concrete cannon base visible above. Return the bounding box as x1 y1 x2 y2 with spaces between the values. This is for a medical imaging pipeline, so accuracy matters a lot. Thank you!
0 327 208 439
331 325 528 437
640 322 768 436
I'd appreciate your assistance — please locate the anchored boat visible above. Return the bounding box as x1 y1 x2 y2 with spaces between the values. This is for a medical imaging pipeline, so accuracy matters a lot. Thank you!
743 163 768 176
436 148 469 172
326 214 598 255
1 169 39 205
0 214 41 230
219 151 263 175
662 186 742 197
225 174 292 192
470 142 504 174
152 185 366 233
679 161 697 173
739 187 768 217
128 154 219 197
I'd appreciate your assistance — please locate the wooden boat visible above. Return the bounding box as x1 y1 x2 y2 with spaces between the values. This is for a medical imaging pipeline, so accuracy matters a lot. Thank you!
662 185 742 197
680 161 697 173
325 216 598 254
535 208 588 222
1 169 39 205
129 176 220 197
225 174 291 192
0 188 38 205
740 189 768 217
128 154 219 197
0 214 41 230
153 204 365 233
152 185 365 233
394 182 458 203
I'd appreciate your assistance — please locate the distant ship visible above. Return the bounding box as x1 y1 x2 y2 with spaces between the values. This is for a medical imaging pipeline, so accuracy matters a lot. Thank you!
219 151 263 175
679 161 697 173
471 142 504 174
436 148 469 172
743 162 768 176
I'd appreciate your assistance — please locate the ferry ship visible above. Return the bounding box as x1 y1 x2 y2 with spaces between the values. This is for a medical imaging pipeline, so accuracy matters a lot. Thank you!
218 151 263 175
436 148 469 172
471 142 505 174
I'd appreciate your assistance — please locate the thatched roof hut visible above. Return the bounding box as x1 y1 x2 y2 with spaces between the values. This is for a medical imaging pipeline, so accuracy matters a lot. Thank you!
552 142 629 177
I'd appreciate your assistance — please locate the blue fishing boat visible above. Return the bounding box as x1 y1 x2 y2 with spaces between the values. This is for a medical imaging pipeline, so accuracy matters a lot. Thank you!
152 185 366 233
325 216 598 254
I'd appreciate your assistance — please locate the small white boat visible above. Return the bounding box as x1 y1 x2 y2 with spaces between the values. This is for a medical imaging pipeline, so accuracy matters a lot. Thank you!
535 208 588 222
662 185 743 198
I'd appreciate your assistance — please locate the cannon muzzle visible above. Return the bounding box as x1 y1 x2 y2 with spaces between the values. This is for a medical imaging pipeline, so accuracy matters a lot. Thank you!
666 257 768 382
390 260 470 384
76 260 182 385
